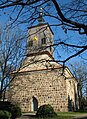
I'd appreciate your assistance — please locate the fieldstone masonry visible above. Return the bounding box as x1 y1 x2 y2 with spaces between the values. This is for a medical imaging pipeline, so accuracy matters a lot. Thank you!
9 68 68 112
8 53 78 112
8 23 78 112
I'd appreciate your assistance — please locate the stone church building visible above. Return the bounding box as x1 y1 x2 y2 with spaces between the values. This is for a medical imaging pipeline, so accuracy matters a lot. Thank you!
8 23 78 112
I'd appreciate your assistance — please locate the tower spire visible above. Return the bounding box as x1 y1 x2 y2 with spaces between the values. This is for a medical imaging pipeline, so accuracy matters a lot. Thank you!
38 7 45 24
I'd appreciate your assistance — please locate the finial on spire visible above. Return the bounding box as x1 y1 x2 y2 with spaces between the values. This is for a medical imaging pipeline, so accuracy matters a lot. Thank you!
38 7 45 24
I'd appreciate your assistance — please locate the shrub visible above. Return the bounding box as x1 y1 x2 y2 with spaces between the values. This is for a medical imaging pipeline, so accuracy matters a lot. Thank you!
36 104 57 118
11 104 21 119
0 110 11 119
0 101 21 119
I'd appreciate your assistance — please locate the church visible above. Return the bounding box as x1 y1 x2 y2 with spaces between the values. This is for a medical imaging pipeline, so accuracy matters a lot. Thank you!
8 14 79 112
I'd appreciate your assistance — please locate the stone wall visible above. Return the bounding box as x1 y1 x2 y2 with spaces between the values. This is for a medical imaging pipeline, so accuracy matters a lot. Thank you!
8 68 68 112
65 67 78 111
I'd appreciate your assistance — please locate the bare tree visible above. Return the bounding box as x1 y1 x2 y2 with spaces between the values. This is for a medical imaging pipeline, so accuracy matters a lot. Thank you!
0 0 87 65
0 24 26 100
69 62 87 109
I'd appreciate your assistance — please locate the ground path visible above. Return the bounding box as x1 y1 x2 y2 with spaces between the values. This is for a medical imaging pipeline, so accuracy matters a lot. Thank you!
72 114 87 119
16 113 87 119
16 112 36 119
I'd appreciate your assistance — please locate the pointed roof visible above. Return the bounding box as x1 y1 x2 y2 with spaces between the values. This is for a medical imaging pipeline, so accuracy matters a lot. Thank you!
28 23 54 35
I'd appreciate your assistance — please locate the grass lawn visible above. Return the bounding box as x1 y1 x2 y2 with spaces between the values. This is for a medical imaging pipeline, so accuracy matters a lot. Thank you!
23 111 87 119
57 111 87 119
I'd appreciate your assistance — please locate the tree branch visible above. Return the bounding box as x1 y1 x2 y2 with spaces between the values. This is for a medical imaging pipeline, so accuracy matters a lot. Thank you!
51 0 87 34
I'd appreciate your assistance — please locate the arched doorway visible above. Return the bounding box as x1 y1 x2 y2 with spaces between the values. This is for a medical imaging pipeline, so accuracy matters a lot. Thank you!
32 97 38 111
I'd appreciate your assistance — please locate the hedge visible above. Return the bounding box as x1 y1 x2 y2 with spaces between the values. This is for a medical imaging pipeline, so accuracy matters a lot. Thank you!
0 110 11 119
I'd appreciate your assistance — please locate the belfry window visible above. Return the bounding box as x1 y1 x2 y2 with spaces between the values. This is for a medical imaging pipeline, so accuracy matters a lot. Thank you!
28 41 33 47
41 38 46 44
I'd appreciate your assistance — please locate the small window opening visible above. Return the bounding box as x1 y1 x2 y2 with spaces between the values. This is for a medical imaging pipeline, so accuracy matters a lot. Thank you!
28 41 33 47
41 38 46 44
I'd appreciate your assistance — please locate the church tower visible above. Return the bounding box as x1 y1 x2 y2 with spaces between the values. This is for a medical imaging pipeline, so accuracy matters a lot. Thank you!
27 9 54 57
